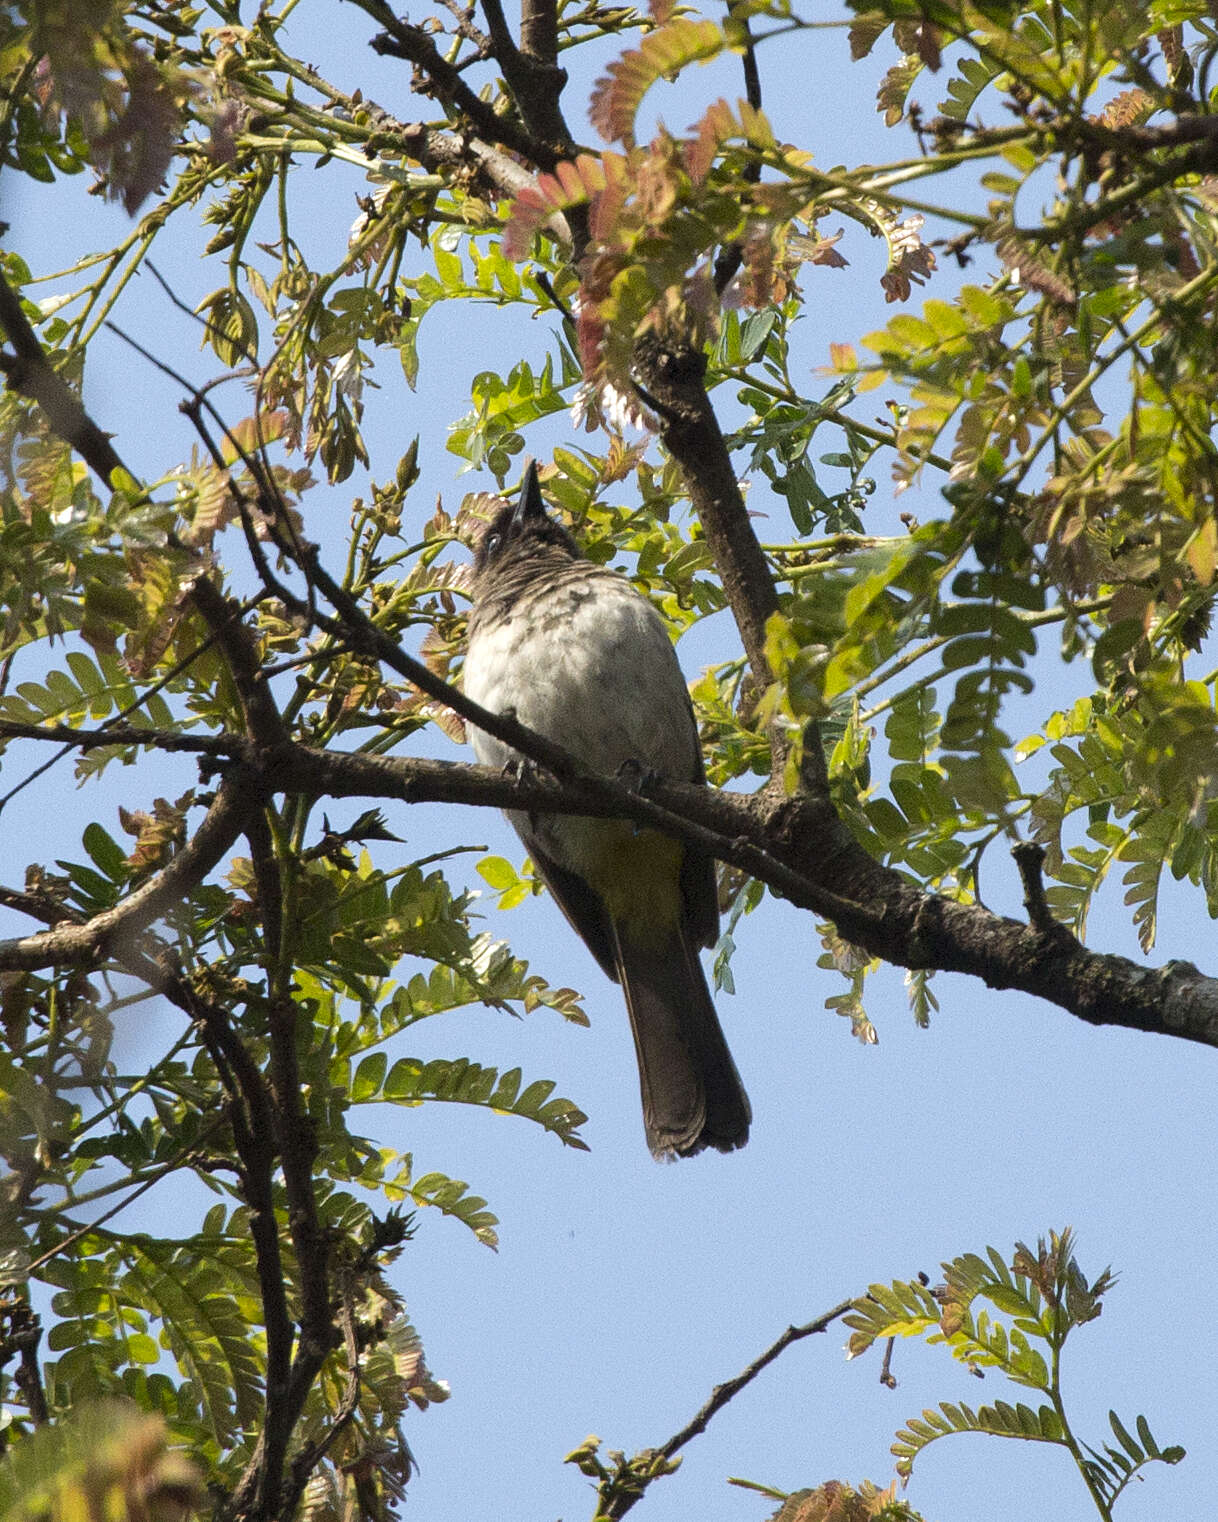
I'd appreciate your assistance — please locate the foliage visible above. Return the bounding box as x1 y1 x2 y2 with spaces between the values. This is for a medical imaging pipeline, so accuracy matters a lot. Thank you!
761 1479 923 1522
844 1230 1184 1519
0 0 1213 1517
0 1398 204 1522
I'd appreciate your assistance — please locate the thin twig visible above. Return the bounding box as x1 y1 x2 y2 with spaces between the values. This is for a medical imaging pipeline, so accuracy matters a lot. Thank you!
0 775 258 973
712 0 764 296
660 1300 853 1464
358 0 561 170
0 718 242 757
600 1298 855 1520
24 1116 229 1276
879 1336 897 1389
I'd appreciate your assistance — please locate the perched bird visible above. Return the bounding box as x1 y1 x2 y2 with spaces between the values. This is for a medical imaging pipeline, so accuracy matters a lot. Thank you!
464 462 751 1159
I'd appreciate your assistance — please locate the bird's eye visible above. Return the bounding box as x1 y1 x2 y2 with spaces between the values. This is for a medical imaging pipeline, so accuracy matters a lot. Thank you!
483 531 502 557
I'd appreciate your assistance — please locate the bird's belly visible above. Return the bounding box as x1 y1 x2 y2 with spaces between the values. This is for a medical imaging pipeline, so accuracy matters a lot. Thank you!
520 811 685 945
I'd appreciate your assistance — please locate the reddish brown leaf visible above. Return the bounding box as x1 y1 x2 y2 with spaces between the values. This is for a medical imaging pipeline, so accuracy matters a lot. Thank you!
894 18 941 70
996 238 1076 307
789 228 848 269
93 51 183 215
1158 25 1184 72
503 154 608 260
876 56 921 127
684 97 737 186
588 18 724 146
1098 88 1155 129
848 17 889 60
878 212 936 302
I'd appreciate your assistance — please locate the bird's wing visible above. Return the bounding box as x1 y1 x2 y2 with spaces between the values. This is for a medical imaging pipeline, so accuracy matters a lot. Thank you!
679 842 720 952
518 828 619 983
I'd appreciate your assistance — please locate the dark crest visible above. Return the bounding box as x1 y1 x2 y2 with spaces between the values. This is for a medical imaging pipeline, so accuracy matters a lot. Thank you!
473 460 580 575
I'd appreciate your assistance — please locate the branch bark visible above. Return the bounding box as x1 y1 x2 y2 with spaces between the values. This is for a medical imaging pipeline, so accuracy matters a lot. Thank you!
479 0 571 155
359 0 565 171
0 276 127 486
2 725 1216 1051
633 334 782 705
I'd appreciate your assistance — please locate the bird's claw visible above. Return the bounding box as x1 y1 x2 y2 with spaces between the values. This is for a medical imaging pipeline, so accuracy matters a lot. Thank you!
502 753 543 784
616 757 657 793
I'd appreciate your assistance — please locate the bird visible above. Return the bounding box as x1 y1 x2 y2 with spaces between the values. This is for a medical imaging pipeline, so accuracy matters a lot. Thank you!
463 461 751 1159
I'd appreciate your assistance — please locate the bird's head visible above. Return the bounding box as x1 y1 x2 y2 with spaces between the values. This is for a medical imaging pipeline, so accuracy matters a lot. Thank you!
473 461 581 580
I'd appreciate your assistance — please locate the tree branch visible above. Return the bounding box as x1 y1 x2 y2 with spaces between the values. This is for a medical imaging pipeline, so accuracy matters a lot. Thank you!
517 0 558 68
265 743 1218 1051
0 275 128 487
358 0 564 171
632 335 788 722
281 1275 363 1516
117 944 297 1522
0 1299 48 1429
479 0 572 155
0 717 242 756
4 720 1214 1052
596 1297 854 1520
396 123 571 241
713 0 764 297
0 773 257 972
189 578 287 751
656 1300 854 1464
248 812 340 1513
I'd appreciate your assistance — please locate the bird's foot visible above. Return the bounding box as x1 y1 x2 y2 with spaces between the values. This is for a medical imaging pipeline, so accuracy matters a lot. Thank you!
616 757 657 793
502 753 543 784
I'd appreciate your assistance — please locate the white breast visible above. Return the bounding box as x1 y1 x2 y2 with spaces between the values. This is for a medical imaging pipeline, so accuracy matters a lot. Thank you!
463 572 699 783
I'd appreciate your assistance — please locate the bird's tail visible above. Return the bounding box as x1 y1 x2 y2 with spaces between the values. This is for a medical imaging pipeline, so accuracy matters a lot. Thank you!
611 922 751 1159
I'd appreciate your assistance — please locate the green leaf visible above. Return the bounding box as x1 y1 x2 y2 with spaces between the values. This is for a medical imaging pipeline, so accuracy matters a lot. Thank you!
381 1058 588 1147
408 1171 500 1246
81 823 128 883
740 308 778 362
352 1051 388 1102
477 855 521 891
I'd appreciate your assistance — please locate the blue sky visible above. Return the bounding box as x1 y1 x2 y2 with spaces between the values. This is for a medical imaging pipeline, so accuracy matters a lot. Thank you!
3 5 1216 1520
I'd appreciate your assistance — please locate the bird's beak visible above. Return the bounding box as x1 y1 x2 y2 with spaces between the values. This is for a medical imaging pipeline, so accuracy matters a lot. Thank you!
513 459 545 528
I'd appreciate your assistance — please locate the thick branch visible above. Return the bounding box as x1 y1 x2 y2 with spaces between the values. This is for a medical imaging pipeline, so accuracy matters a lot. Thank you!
246 748 1218 1053
479 0 571 155
362 0 563 171
0 276 127 486
517 0 557 68
1071 109 1218 160
13 718 1217 1051
397 124 571 240
632 335 783 706
189 578 287 750
6 681 1218 1052
4 703 1218 1052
